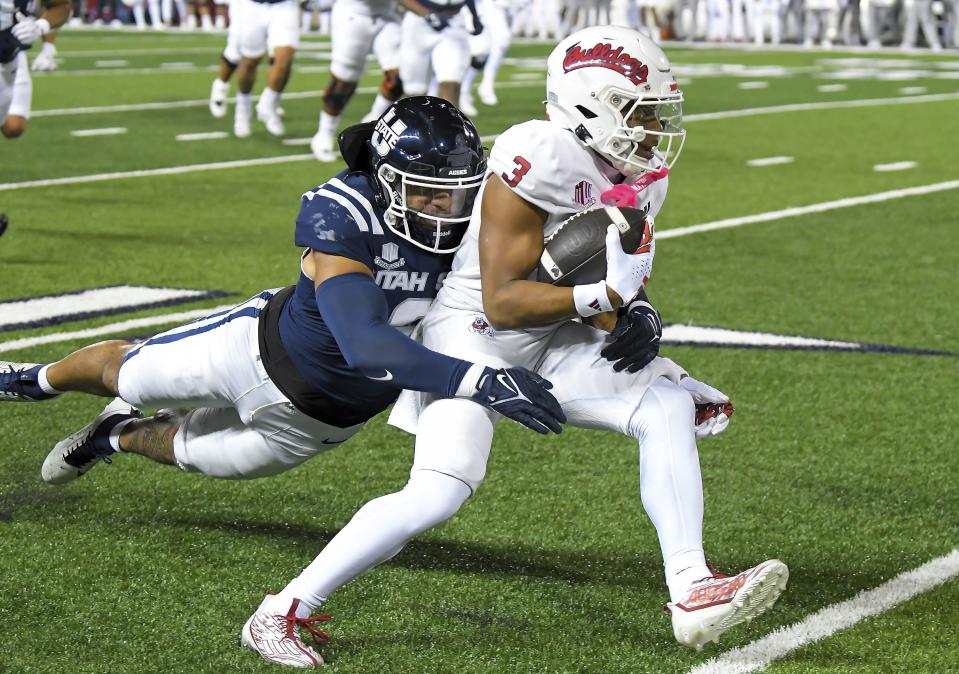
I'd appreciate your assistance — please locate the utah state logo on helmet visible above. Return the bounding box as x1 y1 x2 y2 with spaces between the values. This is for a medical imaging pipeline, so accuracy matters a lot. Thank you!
339 96 486 255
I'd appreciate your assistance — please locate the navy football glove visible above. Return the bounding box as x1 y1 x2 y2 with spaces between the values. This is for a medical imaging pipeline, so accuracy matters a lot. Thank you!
600 298 662 373
472 367 566 434
424 12 450 31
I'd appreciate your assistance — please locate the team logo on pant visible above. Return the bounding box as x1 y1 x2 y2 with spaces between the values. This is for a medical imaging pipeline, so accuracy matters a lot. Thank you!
469 316 494 337
563 42 649 86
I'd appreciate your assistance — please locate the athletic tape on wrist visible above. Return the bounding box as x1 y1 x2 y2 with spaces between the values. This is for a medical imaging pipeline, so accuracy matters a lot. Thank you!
573 281 614 318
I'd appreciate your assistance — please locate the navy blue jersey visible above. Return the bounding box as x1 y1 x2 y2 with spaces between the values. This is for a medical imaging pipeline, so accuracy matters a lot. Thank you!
276 169 454 423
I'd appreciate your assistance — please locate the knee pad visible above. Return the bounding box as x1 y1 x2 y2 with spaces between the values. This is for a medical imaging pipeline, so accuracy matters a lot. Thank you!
410 399 495 494
469 55 488 70
380 70 403 99
322 78 357 114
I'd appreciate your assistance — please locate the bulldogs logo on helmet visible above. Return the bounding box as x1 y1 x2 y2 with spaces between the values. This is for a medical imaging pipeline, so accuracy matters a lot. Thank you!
546 26 686 177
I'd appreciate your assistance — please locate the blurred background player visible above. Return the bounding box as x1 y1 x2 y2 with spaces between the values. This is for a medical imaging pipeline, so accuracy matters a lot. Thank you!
230 0 299 137
30 25 56 69
458 0 487 116
2 0 69 138
310 0 403 162
209 0 240 119
900 0 941 49
475 0 515 106
397 0 480 109
124 0 163 29
803 0 837 47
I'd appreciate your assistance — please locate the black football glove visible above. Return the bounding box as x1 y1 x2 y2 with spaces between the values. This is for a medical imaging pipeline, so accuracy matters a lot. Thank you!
472 366 566 434
600 297 662 373
424 12 450 31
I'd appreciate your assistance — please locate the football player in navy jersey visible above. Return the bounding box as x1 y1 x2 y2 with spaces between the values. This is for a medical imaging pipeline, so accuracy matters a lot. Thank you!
1 98 565 663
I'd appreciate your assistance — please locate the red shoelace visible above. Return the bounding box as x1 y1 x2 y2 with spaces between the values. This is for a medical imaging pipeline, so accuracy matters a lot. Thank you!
285 613 332 646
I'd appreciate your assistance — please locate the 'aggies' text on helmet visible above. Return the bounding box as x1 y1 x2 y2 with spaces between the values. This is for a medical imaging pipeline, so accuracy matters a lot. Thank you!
338 96 487 254
545 26 686 177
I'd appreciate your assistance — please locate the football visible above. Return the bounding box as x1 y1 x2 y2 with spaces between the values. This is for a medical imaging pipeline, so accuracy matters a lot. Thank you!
535 207 651 287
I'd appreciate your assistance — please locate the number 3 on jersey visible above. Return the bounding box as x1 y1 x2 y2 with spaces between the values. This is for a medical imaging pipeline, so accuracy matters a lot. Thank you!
501 156 531 188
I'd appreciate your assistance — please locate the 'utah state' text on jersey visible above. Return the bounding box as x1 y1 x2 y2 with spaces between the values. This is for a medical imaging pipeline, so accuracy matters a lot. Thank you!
271 169 454 427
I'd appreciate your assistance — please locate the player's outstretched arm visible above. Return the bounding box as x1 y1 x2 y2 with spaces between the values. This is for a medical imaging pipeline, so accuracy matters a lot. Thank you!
311 252 565 434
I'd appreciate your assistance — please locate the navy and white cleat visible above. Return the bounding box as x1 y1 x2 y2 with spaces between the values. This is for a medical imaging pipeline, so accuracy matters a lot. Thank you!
667 559 789 650
0 361 59 402
41 398 142 485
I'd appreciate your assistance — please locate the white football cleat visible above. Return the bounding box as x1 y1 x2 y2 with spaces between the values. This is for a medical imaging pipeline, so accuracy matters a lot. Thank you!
667 559 788 650
478 84 497 106
241 595 331 668
234 112 252 138
310 132 337 162
41 398 142 485
256 101 285 136
209 79 229 119
459 91 478 117
31 49 58 72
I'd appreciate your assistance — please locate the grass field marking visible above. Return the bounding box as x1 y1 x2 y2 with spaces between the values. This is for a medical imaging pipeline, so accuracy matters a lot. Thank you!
69 127 127 137
687 548 959 674
874 161 917 172
0 153 314 191
684 90 959 122
746 156 794 167
658 178 959 240
899 86 928 94
817 84 848 92
737 81 769 89
94 59 128 67
175 131 229 141
0 304 236 354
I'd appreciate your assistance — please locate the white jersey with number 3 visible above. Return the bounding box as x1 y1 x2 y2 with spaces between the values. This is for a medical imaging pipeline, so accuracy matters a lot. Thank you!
437 119 670 313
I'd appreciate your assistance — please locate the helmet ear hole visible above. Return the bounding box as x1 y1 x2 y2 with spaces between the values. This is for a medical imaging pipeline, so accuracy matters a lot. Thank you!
575 105 599 119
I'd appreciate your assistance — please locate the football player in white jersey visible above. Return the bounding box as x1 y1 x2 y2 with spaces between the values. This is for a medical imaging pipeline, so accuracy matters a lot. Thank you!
310 0 403 162
1 0 69 138
230 0 300 137
266 26 789 654
398 0 481 107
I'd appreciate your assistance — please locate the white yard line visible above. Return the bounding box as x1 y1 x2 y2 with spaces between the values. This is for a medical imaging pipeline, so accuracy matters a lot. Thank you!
683 90 959 121
0 306 235 354
874 161 917 172
737 81 769 89
658 179 959 240
69 127 127 137
0 154 314 191
687 549 959 674
175 131 229 141
746 156 794 167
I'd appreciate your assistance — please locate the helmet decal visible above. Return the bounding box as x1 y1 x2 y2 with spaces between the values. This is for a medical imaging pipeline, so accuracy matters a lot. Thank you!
371 108 408 157
562 42 649 86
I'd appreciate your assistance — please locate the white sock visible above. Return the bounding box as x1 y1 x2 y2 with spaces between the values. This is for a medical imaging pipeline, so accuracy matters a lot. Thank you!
461 66 479 98
630 379 711 603
212 78 229 96
133 3 146 27
274 470 471 612
235 93 252 118
317 111 339 139
258 87 279 113
40 41 56 57
483 45 507 87
367 93 392 120
37 365 63 395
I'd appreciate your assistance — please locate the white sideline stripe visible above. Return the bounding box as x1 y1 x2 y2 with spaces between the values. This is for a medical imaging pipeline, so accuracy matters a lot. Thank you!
874 161 917 172
0 306 235 354
683 90 959 122
0 286 216 329
737 81 769 89
746 156 794 167
658 179 959 240
175 131 229 141
687 549 959 674
69 127 127 137
0 154 315 191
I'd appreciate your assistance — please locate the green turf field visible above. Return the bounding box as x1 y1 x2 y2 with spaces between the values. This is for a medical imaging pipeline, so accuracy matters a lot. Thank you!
1 30 958 673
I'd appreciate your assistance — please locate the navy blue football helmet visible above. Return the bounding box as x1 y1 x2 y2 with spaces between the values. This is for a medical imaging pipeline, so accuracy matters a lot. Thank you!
338 96 486 254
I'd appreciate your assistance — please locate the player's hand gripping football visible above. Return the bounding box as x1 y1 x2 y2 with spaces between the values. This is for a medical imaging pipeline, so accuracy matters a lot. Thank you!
472 367 566 434
600 297 662 373
604 222 654 306
680 376 735 438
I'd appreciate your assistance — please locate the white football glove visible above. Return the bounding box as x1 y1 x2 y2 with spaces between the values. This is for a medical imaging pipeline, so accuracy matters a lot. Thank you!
12 13 50 46
679 376 734 438
604 223 654 305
